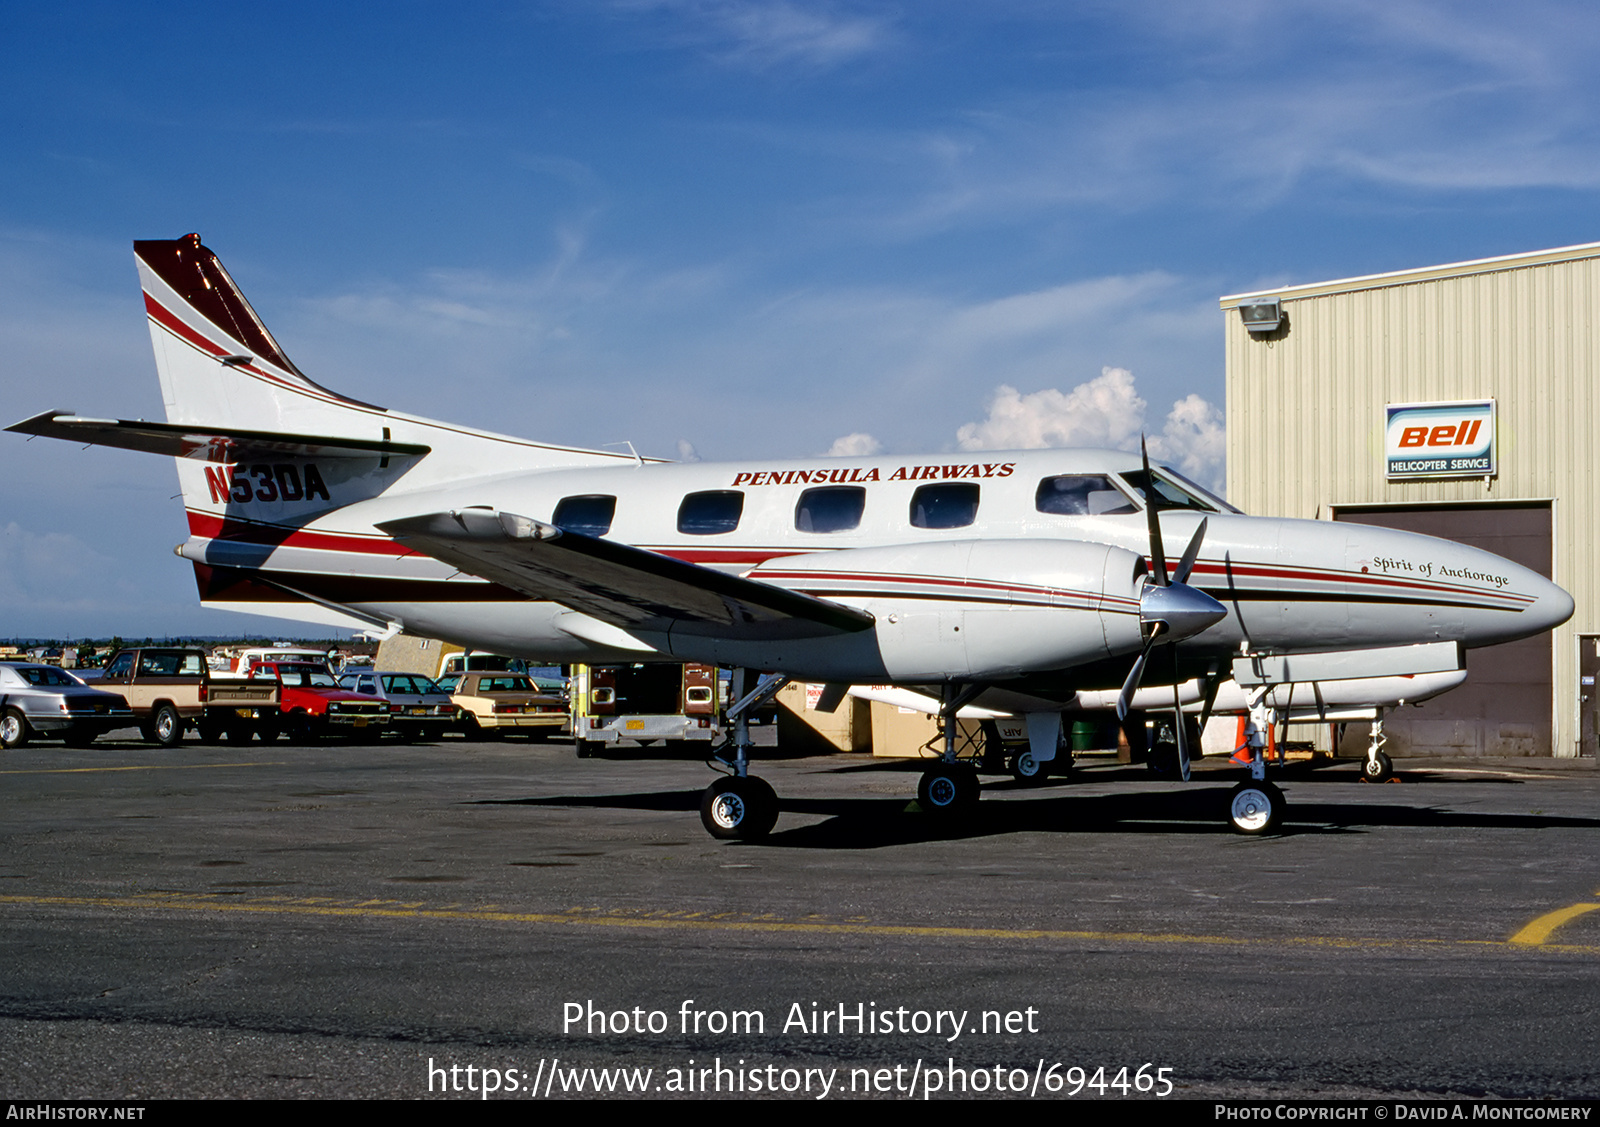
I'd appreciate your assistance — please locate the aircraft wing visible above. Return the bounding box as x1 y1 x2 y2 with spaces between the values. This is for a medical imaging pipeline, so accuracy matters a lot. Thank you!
377 508 875 641
5 411 430 463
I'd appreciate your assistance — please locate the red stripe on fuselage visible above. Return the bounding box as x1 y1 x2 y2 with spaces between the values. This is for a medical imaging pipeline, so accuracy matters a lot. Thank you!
186 511 425 558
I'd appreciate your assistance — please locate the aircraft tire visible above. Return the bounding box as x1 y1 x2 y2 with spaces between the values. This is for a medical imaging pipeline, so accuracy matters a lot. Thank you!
1009 750 1049 786
1227 780 1283 835
1 708 30 750
1360 751 1394 783
153 705 184 748
700 776 778 840
918 764 979 817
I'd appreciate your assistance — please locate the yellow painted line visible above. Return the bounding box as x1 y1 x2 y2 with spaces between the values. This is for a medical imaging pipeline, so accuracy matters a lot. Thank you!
1 892 1595 955
1509 902 1600 946
0 761 281 776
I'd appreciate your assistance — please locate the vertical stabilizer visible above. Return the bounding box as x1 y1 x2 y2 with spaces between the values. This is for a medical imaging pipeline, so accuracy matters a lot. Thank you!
135 233 385 436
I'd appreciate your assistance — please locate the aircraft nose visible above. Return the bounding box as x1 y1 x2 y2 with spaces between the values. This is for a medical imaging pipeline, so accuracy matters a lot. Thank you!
1525 571 1575 634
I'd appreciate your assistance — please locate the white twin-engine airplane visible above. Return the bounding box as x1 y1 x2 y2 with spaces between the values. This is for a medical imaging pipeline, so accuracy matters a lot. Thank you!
7 234 1575 838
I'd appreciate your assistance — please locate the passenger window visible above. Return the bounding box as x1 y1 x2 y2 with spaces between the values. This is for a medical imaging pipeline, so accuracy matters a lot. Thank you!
1035 475 1137 516
910 483 980 529
677 490 744 535
795 486 865 533
105 653 134 680
553 494 617 537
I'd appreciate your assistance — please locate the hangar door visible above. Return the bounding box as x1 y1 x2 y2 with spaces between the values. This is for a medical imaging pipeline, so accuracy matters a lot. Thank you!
1332 502 1554 757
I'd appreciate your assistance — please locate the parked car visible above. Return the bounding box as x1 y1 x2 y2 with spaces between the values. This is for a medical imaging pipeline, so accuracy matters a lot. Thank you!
337 671 457 741
435 671 567 738
244 661 389 741
0 662 134 748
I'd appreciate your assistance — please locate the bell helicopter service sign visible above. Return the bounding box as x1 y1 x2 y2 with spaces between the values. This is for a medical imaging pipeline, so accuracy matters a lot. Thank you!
1385 399 1497 480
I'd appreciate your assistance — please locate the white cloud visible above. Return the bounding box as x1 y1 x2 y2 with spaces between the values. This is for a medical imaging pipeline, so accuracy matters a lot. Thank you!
824 432 881 456
1147 392 1226 492
676 438 702 461
955 368 1226 494
955 368 1148 452
613 1 893 70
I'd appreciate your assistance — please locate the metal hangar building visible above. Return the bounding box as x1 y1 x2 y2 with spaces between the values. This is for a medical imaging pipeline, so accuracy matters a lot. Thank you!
1221 241 1600 759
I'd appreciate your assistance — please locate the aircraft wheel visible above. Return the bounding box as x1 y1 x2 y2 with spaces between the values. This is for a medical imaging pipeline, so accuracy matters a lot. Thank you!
1228 780 1284 835
1 709 30 750
1360 751 1394 783
1009 750 1049 786
700 776 778 840
153 705 184 748
917 764 979 817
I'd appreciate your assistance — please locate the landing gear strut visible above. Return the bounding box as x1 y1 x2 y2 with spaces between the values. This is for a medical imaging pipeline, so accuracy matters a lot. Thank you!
698 669 789 841
1229 692 1286 834
916 683 982 820
1361 710 1395 782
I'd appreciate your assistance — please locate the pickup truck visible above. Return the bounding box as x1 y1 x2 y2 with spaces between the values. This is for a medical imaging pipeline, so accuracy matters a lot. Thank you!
244 661 389 742
99 647 279 745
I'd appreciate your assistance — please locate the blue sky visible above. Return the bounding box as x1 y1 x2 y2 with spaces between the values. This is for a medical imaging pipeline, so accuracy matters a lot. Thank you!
4 1 1600 637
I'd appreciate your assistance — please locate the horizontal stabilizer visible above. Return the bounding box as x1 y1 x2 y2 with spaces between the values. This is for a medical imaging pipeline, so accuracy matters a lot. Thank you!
378 508 875 641
5 412 430 463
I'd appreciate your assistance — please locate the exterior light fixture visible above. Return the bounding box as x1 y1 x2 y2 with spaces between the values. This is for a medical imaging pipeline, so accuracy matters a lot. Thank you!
1238 299 1283 335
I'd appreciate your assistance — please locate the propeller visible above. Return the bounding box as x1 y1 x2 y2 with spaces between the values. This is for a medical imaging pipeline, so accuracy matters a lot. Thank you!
1115 439 1228 781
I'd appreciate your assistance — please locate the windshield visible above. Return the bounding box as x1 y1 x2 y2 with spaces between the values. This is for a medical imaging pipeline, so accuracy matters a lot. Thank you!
275 664 338 688
1118 468 1234 513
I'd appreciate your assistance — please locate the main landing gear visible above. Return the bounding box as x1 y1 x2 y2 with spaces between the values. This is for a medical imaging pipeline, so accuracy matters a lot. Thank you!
915 683 987 822
698 670 789 841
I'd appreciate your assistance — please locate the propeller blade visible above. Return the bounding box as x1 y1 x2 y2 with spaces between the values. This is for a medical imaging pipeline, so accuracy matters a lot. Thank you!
1172 677 1191 783
1172 517 1208 586
1114 625 1162 721
1141 436 1167 586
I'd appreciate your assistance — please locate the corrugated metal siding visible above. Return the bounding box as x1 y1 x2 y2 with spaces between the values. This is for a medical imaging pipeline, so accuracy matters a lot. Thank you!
1225 252 1600 756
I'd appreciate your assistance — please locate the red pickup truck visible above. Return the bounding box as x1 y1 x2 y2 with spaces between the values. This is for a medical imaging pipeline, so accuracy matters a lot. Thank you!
245 661 389 742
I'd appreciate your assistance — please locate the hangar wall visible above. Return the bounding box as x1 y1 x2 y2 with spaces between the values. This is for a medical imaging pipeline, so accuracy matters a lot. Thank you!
1221 241 1600 757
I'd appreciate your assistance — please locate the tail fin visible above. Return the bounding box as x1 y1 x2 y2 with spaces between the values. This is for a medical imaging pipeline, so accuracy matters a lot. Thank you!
136 233 386 435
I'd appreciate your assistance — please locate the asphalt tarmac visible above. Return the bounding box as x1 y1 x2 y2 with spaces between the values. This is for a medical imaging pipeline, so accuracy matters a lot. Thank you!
1 730 1596 1100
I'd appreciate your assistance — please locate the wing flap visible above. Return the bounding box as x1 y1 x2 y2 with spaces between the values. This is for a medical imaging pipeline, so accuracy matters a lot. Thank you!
377 508 874 641
5 412 430 463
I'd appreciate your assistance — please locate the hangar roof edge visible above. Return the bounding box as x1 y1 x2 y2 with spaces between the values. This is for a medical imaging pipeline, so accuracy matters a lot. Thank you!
1218 239 1600 308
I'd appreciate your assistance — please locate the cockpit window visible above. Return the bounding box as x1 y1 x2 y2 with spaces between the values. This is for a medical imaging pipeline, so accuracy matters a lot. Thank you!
1118 468 1235 513
910 483 980 529
1156 466 1243 514
1035 475 1138 516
